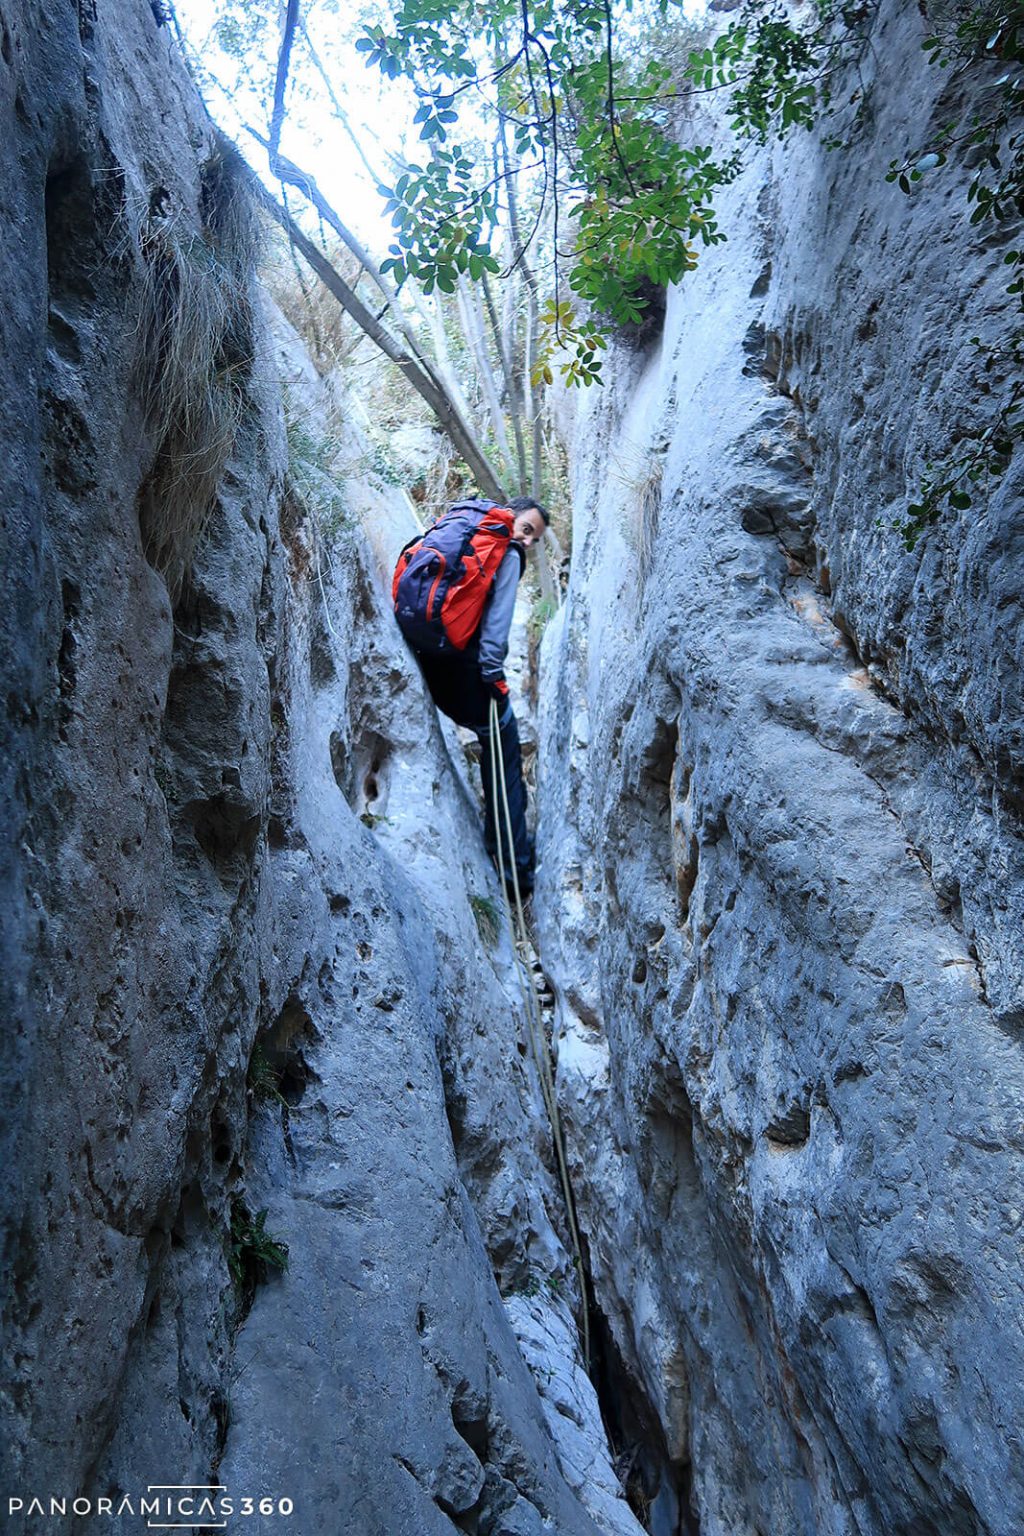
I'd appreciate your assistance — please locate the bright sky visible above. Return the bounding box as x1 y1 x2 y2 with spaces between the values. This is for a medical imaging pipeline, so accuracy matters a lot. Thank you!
173 0 710 259
175 0 420 251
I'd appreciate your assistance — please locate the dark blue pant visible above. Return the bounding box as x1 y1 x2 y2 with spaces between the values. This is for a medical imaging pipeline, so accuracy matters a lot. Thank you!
414 651 533 881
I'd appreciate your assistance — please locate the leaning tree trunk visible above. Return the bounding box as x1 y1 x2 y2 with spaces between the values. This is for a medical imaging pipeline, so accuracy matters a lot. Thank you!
254 180 505 501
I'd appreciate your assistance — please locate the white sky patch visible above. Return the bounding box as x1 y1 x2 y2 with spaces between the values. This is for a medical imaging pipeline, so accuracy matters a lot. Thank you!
174 0 421 249
173 0 712 260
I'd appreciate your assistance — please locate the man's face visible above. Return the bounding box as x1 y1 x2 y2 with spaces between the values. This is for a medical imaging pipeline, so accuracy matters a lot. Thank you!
513 509 545 548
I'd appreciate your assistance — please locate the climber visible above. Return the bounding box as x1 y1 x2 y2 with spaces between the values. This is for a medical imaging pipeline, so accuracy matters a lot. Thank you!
392 495 549 896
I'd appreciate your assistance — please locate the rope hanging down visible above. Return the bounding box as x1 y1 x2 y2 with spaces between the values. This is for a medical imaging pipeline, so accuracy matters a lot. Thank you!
488 698 591 1372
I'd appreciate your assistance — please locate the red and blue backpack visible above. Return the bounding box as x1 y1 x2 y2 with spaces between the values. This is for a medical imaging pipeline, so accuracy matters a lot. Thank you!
392 499 523 654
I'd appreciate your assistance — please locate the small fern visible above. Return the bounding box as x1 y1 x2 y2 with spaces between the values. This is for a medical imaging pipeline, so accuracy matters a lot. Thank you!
228 1196 289 1294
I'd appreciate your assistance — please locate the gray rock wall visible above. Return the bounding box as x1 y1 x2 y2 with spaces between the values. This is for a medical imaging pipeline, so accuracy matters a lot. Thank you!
7 1 1023 1533
538 6 1024 1535
0 4 633 1533
1 0 251 1499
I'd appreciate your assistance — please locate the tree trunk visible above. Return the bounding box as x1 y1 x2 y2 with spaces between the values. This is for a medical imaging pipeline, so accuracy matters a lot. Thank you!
482 273 528 494
499 117 544 502
427 293 477 432
253 181 505 501
251 130 441 381
456 276 514 483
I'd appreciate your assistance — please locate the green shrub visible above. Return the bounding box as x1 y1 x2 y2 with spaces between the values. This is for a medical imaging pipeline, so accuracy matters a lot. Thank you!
470 892 501 946
246 1043 287 1106
283 398 349 538
228 1196 289 1297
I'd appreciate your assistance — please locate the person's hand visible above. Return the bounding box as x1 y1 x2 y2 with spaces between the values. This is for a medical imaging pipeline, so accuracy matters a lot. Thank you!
483 674 509 703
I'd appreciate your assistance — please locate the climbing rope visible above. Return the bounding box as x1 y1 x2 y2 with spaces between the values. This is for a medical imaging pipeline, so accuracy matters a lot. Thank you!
488 697 591 1372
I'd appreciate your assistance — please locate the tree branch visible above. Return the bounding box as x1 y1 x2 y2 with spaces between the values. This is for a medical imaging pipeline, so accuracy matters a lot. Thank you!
269 0 300 165
248 127 442 374
250 179 505 500
603 0 637 196
499 114 543 497
482 273 527 493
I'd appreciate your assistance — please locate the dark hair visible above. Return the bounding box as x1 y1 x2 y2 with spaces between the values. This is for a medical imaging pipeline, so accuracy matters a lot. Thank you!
508 495 550 527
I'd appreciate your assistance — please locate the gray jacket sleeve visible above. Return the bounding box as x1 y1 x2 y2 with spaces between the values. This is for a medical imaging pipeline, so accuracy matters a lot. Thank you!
477 547 522 680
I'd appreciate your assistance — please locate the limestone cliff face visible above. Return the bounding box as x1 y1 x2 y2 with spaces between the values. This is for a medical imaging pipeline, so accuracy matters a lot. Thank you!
0 4 633 1534
537 6 1024 1535
5 1 1024 1534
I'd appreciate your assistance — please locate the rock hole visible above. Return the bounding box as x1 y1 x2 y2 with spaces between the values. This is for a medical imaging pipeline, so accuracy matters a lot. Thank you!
254 995 318 1107
187 795 261 868
333 721 395 821
211 1105 233 1166
764 1102 811 1149
630 714 682 901
640 716 676 789
267 995 315 1051
278 1050 312 1107
45 156 98 303
143 1225 166 1264
58 579 81 701
448 1509 481 1534
671 758 699 926
210 1388 230 1465
451 1396 490 1461
148 183 171 221
589 1305 692 1534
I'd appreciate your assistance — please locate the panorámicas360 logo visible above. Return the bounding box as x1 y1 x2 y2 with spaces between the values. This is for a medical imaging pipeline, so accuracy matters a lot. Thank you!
7 1485 294 1526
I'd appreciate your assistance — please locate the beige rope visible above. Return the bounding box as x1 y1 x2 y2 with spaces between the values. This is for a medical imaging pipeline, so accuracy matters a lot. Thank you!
488 698 591 1371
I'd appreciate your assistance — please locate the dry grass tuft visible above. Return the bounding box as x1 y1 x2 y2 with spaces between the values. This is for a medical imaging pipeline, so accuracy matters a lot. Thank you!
135 137 261 600
282 387 349 540
613 443 663 590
